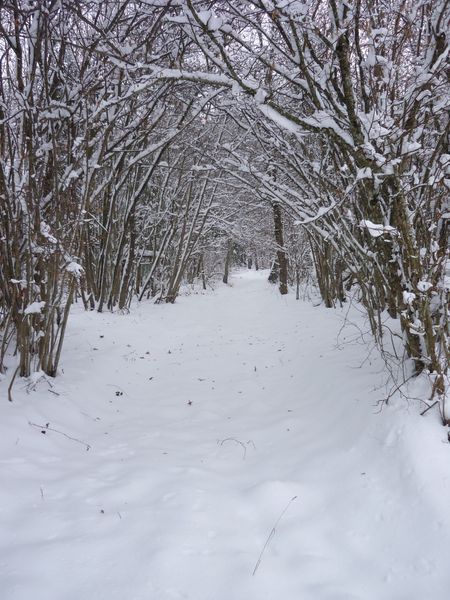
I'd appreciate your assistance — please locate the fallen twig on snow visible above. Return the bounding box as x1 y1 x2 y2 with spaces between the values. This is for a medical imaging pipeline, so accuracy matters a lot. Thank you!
28 421 91 451
252 495 298 576
420 400 439 416
218 437 256 460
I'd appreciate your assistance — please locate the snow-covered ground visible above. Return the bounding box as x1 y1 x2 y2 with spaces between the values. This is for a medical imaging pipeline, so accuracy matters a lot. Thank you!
1 270 449 600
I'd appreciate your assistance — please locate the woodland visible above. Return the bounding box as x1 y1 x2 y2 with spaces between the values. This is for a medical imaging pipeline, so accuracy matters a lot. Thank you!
1 2 450 598
0 0 449 413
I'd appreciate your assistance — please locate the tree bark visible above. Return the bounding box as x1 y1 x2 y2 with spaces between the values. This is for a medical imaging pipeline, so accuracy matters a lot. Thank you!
272 203 288 295
223 239 233 284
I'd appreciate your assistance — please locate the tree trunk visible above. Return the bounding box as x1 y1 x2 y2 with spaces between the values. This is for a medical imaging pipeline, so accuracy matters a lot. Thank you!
223 239 233 284
273 202 288 295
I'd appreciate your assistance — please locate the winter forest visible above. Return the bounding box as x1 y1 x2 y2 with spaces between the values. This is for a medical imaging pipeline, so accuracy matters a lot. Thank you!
0 1 449 598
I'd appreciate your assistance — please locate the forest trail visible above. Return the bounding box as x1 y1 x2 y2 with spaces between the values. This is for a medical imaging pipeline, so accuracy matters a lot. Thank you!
1 270 450 600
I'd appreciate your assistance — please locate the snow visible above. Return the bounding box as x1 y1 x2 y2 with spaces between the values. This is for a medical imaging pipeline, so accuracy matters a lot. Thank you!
40 221 57 244
196 10 223 31
23 301 45 315
417 281 433 293
403 291 416 306
1 270 450 599
360 219 398 238
255 88 268 105
356 167 373 180
402 141 421 155
66 261 84 279
258 104 303 136
301 111 355 146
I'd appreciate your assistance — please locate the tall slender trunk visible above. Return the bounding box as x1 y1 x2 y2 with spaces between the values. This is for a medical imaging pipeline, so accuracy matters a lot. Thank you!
223 239 233 284
272 202 288 295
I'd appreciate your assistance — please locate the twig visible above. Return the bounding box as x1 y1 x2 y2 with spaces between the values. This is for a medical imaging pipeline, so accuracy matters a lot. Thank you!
28 421 91 451
252 495 298 576
219 437 248 459
8 365 20 402
420 400 439 416
218 437 255 460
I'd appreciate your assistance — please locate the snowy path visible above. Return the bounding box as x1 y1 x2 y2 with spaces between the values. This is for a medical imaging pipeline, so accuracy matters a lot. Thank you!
1 270 450 600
